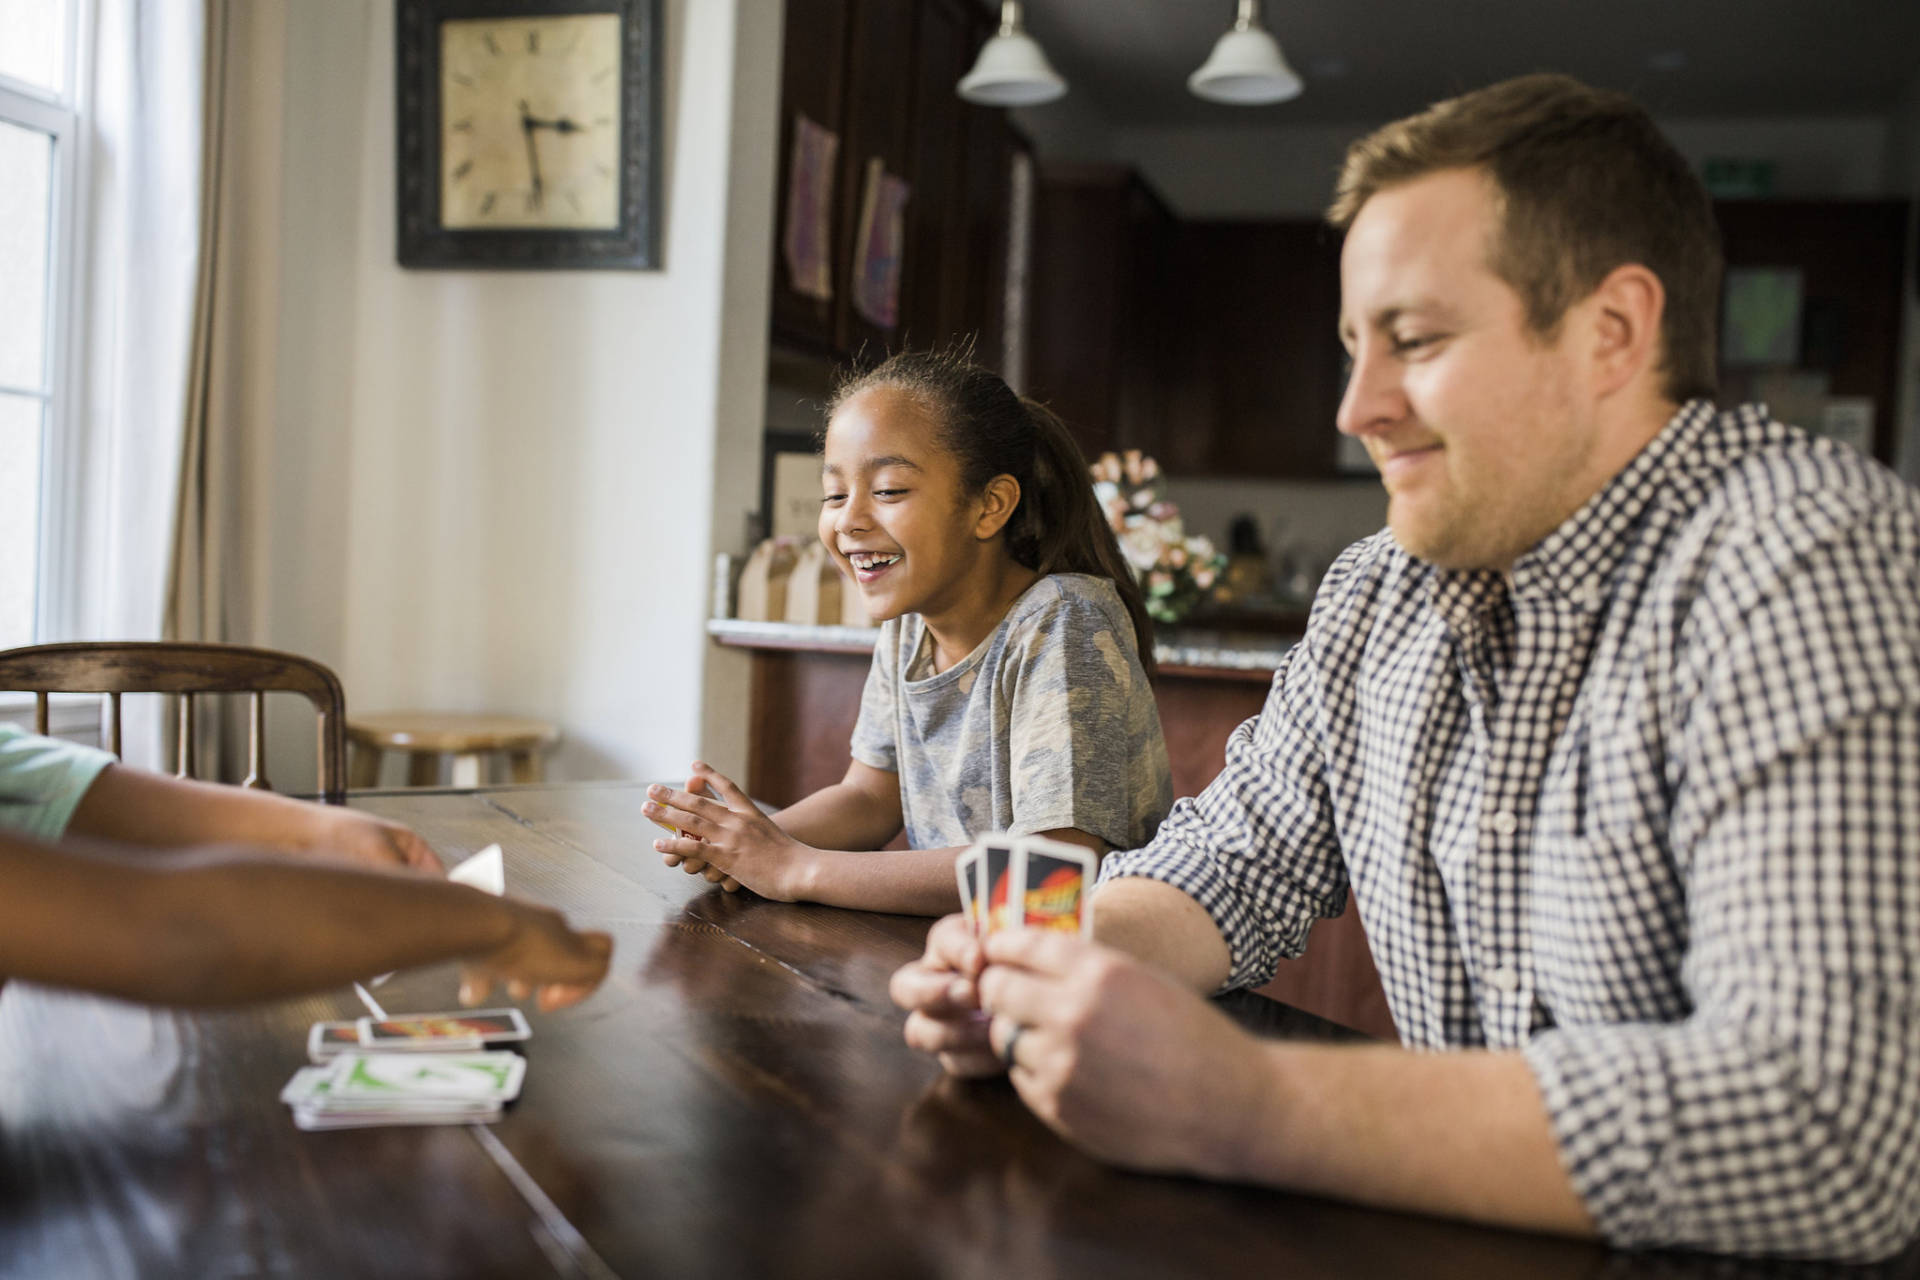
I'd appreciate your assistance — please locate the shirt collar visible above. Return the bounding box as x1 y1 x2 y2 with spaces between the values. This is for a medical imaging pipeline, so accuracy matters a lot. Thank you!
1455 398 1718 616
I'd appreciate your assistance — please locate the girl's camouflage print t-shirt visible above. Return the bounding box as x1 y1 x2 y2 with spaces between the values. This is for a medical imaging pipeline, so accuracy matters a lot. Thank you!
851 573 1171 852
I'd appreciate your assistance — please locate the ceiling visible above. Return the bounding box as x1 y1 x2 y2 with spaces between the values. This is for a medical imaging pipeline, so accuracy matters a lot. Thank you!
1012 0 1920 129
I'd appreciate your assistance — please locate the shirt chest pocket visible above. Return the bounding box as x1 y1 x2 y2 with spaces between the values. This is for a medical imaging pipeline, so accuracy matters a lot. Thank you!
1530 724 1691 1027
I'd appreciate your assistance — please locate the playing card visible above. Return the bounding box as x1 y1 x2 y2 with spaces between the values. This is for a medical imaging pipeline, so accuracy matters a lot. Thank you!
356 1008 531 1051
325 1050 527 1105
955 845 983 931
1013 837 1097 936
307 1020 363 1063
448 843 505 895
979 837 1018 935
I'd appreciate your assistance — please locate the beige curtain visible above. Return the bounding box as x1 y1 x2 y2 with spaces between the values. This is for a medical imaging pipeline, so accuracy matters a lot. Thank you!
164 0 287 781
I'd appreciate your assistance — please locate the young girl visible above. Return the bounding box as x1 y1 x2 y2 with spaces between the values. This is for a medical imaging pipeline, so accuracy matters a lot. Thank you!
644 349 1172 915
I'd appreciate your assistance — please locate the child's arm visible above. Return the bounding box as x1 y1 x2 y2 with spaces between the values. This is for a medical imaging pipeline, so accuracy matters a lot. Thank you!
67 763 445 874
646 763 1108 916
0 829 611 1008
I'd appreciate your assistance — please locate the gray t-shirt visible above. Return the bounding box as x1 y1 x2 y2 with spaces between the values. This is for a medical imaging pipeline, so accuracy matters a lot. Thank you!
850 573 1171 851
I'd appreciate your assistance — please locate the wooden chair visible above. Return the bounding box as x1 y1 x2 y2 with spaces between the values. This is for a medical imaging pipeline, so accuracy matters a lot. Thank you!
0 642 349 804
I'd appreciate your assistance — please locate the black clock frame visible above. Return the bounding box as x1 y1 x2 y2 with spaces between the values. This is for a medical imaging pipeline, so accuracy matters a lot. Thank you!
396 0 661 269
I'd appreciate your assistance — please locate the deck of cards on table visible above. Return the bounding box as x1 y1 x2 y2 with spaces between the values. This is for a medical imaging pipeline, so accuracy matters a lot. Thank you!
280 1051 526 1130
955 834 1096 936
283 844 535 1129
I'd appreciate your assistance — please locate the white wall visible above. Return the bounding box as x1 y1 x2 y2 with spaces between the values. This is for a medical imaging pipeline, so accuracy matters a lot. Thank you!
264 0 778 787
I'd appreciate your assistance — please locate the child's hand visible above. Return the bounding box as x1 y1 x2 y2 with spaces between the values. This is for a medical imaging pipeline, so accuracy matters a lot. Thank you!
644 764 812 902
651 773 739 891
306 808 447 875
458 898 614 1012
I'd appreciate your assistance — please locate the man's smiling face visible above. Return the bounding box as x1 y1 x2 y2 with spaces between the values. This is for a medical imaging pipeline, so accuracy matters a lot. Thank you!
1336 166 1605 573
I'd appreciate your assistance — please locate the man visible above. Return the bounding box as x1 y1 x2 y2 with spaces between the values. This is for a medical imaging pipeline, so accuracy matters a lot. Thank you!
890 74 1920 1262
0 723 611 1009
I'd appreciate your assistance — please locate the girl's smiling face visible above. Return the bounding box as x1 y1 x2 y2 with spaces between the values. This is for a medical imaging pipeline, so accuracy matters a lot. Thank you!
819 387 1004 628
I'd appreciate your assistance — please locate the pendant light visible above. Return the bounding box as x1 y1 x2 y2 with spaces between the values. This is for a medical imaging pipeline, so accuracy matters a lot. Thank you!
1189 0 1303 105
958 1 1067 107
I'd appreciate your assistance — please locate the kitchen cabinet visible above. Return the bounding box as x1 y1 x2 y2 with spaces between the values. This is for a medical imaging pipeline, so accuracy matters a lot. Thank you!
1026 170 1345 477
1713 199 1908 463
1025 165 1174 462
769 0 1026 370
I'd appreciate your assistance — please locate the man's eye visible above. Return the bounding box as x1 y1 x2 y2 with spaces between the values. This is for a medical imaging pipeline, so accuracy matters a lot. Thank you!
873 489 907 499
1392 333 1440 354
821 493 847 506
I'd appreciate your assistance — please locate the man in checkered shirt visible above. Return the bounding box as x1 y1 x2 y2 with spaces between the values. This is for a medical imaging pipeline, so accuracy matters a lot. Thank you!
891 72 1920 1262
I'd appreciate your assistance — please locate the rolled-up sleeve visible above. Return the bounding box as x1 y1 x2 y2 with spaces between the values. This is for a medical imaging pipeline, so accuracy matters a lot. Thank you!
1100 634 1351 994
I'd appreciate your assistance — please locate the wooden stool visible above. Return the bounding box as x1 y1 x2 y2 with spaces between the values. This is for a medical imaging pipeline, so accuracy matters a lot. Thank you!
347 713 560 789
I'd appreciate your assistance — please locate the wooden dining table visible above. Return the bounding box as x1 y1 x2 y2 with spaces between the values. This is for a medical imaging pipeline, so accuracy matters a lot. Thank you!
2 782 1914 1278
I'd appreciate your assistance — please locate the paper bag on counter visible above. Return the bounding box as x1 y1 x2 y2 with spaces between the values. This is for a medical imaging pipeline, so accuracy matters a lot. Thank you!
784 540 873 627
736 536 802 621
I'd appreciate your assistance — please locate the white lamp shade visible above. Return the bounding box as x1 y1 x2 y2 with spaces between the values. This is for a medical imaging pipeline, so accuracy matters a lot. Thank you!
1188 27 1302 104
959 31 1067 106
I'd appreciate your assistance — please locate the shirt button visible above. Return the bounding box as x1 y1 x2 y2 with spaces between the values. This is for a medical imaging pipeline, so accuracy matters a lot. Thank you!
1491 810 1518 836
1486 966 1520 993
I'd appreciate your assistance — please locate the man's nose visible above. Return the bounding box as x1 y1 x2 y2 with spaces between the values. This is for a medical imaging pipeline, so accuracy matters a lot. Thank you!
1335 345 1402 439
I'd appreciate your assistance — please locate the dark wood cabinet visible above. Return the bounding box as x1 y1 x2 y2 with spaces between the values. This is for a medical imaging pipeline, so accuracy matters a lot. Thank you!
769 0 1024 371
1026 170 1346 477
1713 199 1909 463
1025 165 1174 462
1161 220 1345 478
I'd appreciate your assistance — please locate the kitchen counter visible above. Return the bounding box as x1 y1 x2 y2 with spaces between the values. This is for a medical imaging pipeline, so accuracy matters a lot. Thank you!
707 618 1293 680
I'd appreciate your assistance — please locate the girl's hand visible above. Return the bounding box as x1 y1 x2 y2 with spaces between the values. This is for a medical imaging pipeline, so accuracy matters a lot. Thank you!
644 763 814 902
653 774 738 892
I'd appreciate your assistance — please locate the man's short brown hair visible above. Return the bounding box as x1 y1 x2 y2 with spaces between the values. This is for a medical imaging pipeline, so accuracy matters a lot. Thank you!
1329 73 1722 403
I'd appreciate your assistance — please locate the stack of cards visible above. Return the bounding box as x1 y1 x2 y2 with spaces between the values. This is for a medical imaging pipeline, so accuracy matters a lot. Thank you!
955 834 1097 936
280 1051 526 1130
290 1009 531 1129
307 1008 533 1062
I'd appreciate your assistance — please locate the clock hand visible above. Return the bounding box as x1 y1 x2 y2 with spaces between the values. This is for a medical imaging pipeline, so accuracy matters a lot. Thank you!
518 99 544 210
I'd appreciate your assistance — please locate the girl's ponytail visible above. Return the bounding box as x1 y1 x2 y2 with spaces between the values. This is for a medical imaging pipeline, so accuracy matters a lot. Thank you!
830 348 1156 674
1014 398 1156 675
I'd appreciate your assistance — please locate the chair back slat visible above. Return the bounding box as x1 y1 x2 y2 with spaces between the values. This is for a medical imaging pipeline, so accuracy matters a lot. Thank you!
176 692 195 779
0 642 349 803
107 692 122 758
244 691 270 791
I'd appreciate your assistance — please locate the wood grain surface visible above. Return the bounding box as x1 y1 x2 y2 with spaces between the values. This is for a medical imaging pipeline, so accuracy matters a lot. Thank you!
3 785 1912 1278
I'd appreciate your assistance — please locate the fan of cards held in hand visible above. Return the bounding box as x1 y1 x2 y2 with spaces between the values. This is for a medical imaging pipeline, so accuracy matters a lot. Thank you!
279 844 535 1130
956 834 1097 937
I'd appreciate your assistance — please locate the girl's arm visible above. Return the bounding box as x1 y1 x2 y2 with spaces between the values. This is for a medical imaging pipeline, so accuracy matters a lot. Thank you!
68 763 446 874
646 763 1106 916
771 760 905 851
0 830 610 1008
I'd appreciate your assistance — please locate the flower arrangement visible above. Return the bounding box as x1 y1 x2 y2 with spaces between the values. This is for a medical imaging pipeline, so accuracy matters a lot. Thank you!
1090 449 1225 625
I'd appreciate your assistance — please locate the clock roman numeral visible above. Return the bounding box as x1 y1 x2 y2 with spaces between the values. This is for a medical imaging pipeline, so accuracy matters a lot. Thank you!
484 33 500 56
451 160 473 182
479 192 496 215
450 118 473 132
528 30 539 53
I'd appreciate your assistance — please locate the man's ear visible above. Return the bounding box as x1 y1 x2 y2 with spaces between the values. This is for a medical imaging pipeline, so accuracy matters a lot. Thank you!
974 474 1022 540
1583 262 1666 399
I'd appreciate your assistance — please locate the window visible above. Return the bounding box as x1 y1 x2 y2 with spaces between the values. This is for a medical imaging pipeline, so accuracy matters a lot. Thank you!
0 0 82 652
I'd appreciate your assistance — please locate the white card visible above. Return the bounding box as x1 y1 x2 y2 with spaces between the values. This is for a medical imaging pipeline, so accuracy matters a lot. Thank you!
449 844 505 895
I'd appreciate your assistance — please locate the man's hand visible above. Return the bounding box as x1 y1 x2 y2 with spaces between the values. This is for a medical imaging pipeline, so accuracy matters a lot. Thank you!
457 897 614 1012
889 913 1001 1076
304 807 446 875
974 927 1274 1179
645 763 812 901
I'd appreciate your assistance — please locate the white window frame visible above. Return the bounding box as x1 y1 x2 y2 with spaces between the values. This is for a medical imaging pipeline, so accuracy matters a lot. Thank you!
0 0 95 730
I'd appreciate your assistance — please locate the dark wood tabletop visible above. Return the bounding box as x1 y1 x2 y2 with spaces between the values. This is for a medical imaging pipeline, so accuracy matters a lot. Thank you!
3 783 1915 1278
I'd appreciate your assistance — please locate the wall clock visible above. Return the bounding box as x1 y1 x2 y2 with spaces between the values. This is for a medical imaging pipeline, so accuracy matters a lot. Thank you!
396 0 661 269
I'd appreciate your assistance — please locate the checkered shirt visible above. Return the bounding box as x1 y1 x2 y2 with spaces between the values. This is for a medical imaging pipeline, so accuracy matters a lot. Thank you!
1102 401 1920 1261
